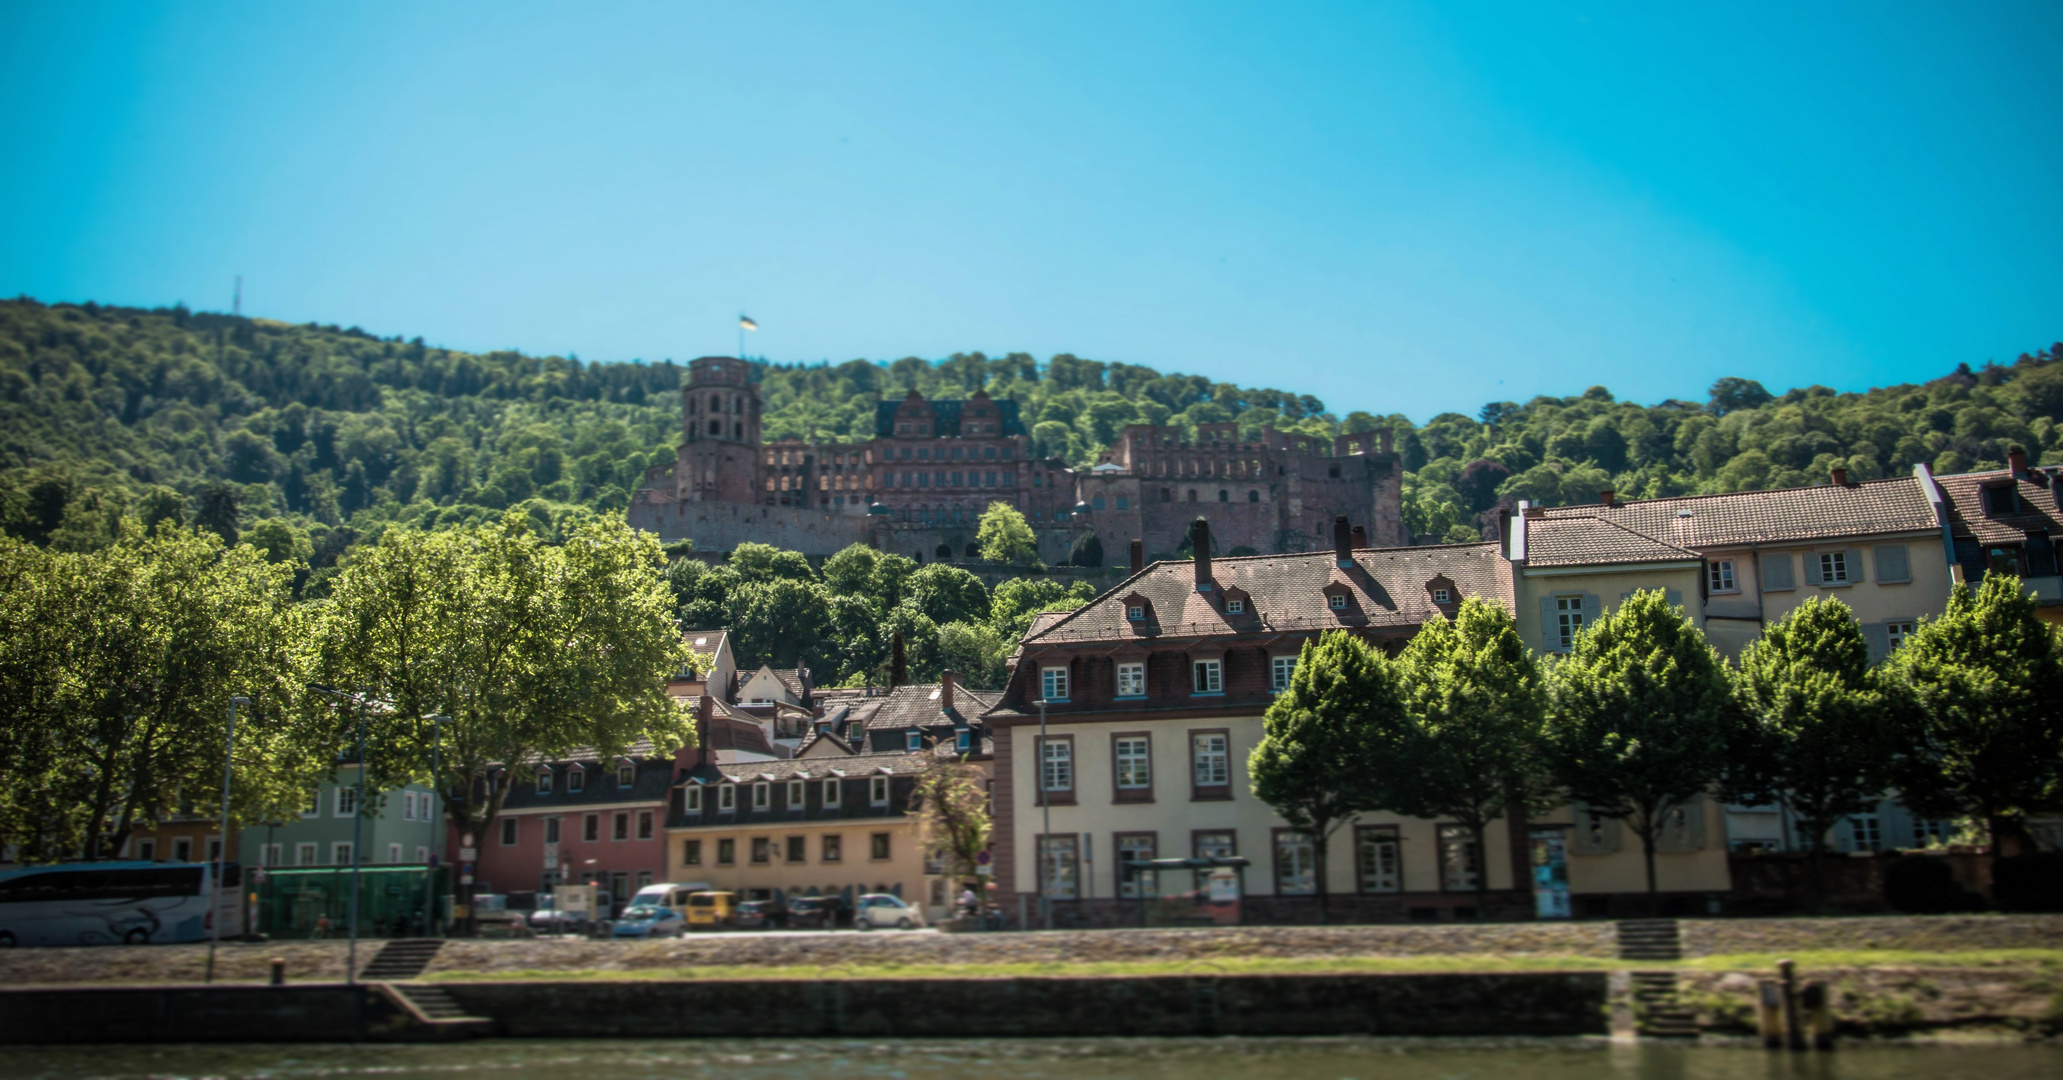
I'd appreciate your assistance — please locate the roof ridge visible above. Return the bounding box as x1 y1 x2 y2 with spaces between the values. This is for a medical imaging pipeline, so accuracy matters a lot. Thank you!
1538 513 1697 555
1539 474 1919 514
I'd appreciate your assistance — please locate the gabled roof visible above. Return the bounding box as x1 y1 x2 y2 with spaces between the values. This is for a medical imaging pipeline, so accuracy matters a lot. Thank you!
1934 467 2063 545
1534 475 1937 551
1524 515 1700 569
681 629 729 664
1020 543 1513 644
861 683 1000 735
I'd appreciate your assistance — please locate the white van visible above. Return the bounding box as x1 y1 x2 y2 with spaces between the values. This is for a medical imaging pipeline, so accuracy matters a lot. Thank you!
630 882 712 916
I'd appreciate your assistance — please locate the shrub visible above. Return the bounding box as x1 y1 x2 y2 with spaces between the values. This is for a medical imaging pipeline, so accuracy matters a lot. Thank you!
1992 853 2063 913
1881 855 1985 914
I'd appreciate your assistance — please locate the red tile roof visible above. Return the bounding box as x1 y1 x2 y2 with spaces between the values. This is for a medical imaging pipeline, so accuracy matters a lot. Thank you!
1934 467 2063 545
1523 515 1700 568
1533 474 1937 552
1021 542 1513 645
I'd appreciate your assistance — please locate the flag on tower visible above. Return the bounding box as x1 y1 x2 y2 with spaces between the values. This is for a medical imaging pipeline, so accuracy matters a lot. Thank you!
739 314 759 332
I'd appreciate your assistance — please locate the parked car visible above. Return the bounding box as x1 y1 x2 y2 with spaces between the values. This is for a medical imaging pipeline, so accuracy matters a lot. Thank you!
683 890 738 930
611 904 687 939
785 895 849 930
853 893 925 931
528 905 590 936
733 900 785 930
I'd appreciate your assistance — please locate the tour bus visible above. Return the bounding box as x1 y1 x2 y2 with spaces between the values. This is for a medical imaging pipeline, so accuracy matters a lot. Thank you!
0 860 243 947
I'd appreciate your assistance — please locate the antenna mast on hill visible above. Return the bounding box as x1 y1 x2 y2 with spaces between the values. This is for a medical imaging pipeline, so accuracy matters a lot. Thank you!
233 275 241 316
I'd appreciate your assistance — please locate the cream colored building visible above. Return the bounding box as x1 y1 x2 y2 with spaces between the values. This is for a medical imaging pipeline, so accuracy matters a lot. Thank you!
986 518 1732 925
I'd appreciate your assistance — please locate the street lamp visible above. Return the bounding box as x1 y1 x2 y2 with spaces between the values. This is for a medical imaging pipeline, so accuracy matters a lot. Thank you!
204 695 250 984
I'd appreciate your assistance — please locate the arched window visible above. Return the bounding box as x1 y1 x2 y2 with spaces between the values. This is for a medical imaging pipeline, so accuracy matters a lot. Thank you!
709 420 722 435
1187 489 1198 502
1248 490 1260 502
936 544 953 560
965 542 980 558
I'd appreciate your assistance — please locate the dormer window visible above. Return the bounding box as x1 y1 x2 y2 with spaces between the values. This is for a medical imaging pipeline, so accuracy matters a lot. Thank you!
956 729 972 752
718 784 736 812
566 767 584 794
906 730 923 752
1226 599 1245 615
617 762 635 788
1432 589 1450 604
535 769 553 795
1128 605 1145 621
684 784 702 813
1982 485 2024 516
1329 594 1348 610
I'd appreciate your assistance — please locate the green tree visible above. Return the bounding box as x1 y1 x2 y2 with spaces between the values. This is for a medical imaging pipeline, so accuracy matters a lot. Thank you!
727 541 816 584
1545 589 1738 903
906 563 990 626
1067 531 1103 567
0 524 315 861
1389 598 1553 915
313 512 691 850
1730 596 1896 909
729 577 836 670
990 577 1095 641
976 501 1039 564
1248 630 1396 919
909 751 993 915
935 620 1009 690
1882 573 2063 857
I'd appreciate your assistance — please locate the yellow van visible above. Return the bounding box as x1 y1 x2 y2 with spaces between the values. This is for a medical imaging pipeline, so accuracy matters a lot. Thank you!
683 890 738 930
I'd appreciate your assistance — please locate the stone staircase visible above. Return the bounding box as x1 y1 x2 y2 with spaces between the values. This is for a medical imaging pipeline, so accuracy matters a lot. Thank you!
359 939 445 981
1615 919 1682 961
1629 971 1699 1039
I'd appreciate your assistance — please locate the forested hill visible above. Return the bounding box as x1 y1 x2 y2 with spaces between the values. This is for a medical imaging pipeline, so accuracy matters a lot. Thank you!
2 297 2058 560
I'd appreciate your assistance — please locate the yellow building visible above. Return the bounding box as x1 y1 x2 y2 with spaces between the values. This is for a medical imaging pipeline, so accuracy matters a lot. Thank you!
664 682 998 920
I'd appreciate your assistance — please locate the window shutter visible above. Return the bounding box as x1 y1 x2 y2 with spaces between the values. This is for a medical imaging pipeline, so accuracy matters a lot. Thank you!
1762 553 1794 590
1874 545 1911 583
1581 594 1602 631
1803 552 1823 586
1863 623 1891 665
1846 549 1866 583
1539 596 1559 650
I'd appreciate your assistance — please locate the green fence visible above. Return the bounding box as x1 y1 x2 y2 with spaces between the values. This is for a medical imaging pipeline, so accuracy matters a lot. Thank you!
253 865 448 939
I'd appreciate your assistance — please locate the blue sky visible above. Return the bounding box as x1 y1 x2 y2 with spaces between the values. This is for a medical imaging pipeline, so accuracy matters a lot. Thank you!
3 2 2058 421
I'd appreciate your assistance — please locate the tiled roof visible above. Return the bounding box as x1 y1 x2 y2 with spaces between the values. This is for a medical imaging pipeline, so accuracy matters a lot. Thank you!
681 629 728 661
1535 475 1937 551
697 751 931 783
499 755 676 812
1935 468 2063 545
1021 542 1513 645
1524 515 1699 568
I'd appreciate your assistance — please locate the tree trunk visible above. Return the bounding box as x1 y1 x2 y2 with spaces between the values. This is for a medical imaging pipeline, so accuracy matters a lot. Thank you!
1505 798 1534 921
1313 827 1330 926
1471 820 1491 922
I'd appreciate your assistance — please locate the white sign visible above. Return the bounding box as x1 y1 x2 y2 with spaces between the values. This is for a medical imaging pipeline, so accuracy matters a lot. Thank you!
544 853 557 869
554 883 596 915
459 847 478 861
975 864 994 877
1207 868 1240 903
461 833 475 848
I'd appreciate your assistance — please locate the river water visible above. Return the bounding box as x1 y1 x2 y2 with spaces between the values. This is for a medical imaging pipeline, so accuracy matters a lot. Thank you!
1 1039 2057 1080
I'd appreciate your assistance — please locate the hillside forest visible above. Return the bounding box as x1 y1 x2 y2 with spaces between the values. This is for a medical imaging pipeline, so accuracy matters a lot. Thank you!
3 295 2059 600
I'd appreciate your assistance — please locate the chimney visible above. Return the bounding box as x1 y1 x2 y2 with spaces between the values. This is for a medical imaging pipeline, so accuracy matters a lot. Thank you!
1522 503 1545 519
889 631 907 689
2008 444 2028 477
1497 507 1513 557
1351 524 1368 549
1190 517 1213 590
1599 489 1616 507
1830 467 1849 487
693 696 714 771
1129 538 1145 574
1333 515 1353 568
940 669 956 715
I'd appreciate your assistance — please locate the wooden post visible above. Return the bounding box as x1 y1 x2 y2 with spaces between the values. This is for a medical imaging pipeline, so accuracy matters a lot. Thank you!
1778 958 1805 1051
270 957 286 986
1756 980 1785 1048
1802 982 1834 1050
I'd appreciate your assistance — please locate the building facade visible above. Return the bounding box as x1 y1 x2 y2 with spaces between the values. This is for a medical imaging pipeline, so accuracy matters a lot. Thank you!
628 357 1406 562
983 517 1734 925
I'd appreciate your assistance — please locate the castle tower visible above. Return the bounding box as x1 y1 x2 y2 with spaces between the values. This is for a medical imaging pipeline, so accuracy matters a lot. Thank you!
678 356 762 504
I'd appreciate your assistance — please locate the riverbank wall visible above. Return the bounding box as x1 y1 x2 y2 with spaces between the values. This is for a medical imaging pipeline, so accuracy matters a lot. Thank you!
0 972 1607 1044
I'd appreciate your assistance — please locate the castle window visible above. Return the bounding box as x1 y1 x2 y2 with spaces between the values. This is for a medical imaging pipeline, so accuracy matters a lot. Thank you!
710 420 721 435
918 448 931 460
1248 490 1259 502
1161 489 1171 502
1116 495 1129 510
1187 490 1197 502
1219 490 1228 502
952 447 964 459
1093 496 1105 510
984 447 996 459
